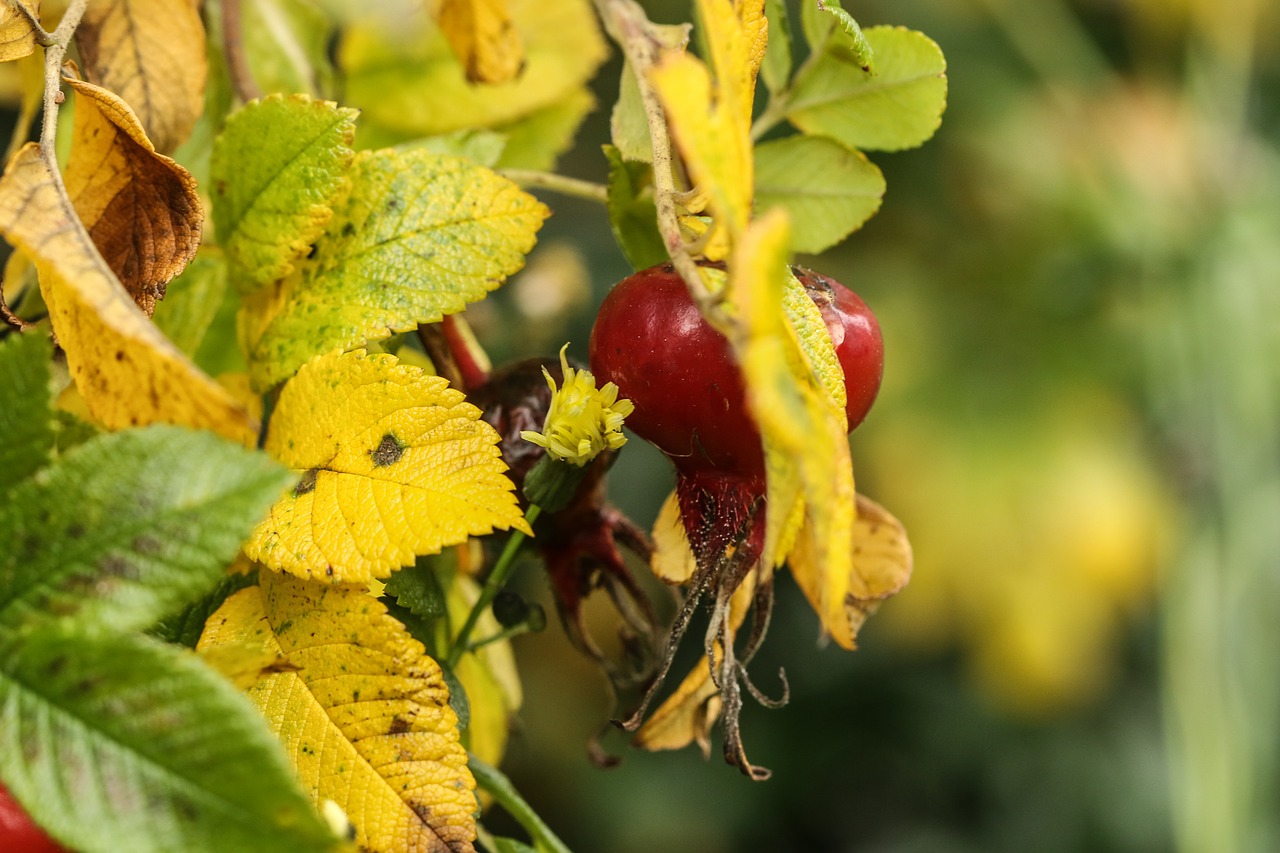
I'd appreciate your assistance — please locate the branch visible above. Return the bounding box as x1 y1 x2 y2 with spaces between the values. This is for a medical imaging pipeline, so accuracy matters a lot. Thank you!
34 0 88 164
590 0 714 308
221 0 262 103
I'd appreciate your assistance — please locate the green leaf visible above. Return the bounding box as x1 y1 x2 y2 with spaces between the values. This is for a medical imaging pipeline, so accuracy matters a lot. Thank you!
151 247 228 357
488 837 538 853
0 330 54 497
754 135 885 254
383 556 448 622
761 0 793 94
149 570 260 649
494 88 596 171
786 26 947 152
192 274 247 377
211 94 357 292
400 129 509 168
53 409 99 455
242 0 335 97
604 145 667 271
241 148 548 390
610 62 652 163
0 426 290 635
800 0 872 70
0 626 339 853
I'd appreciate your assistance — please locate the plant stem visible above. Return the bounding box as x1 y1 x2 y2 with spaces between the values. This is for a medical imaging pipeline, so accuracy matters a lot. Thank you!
469 752 573 853
34 0 87 164
446 504 541 669
499 169 608 204
590 0 714 308
220 0 262 103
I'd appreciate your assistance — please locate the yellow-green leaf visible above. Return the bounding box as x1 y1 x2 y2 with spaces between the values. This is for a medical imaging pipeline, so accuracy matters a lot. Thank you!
240 148 547 391
74 0 207 153
340 0 605 142
64 77 203 315
786 26 947 152
0 144 256 443
198 571 478 853
0 1 38 63
246 349 529 583
434 0 525 84
754 135 884 254
788 494 912 649
211 94 357 294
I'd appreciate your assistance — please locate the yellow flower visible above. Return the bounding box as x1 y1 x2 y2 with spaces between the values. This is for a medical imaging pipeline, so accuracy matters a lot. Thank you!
520 345 634 466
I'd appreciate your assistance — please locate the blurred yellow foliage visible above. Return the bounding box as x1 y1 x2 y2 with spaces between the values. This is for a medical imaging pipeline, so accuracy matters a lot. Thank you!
862 393 1173 715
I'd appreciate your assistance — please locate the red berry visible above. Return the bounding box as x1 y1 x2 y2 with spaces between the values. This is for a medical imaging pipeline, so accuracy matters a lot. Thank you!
588 262 883 476
0 782 68 853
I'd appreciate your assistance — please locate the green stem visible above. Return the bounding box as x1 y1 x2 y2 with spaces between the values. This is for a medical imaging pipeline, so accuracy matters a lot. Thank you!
498 170 609 204
446 504 541 669
470 752 573 853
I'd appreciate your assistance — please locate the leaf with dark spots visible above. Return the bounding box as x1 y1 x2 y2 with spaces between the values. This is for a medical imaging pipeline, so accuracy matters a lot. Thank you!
294 468 320 496
370 432 405 467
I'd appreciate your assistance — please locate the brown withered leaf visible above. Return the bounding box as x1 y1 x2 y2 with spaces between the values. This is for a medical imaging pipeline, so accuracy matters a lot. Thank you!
435 0 524 84
64 77 202 316
0 143 256 443
75 0 206 153
0 1 39 63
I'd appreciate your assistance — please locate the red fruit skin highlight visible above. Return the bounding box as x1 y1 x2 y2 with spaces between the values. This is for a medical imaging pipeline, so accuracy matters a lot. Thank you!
0 783 68 853
589 262 884 568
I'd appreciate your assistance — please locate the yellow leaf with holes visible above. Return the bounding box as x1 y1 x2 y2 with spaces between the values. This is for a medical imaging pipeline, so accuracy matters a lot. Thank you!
64 77 202 315
649 0 766 248
788 494 912 650
246 349 529 583
75 0 206 153
198 571 477 853
0 1 38 62
434 0 524 84
0 144 256 442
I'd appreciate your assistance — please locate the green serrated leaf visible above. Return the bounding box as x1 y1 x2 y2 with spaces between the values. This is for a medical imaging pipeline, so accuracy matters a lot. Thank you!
0 426 290 635
754 135 885 254
384 557 448 621
786 26 947 152
494 88 596 171
761 0 793 94
0 330 54 497
801 0 872 70
488 836 539 853
152 247 228 356
149 570 260 649
211 94 357 292
604 145 667 271
241 148 548 390
0 626 339 853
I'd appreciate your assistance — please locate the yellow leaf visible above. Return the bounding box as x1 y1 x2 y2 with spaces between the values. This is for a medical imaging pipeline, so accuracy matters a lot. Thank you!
75 0 207 153
198 571 477 853
0 144 256 442
63 77 202 316
0 1 38 63
788 494 912 650
649 0 766 245
433 0 524 84
246 349 529 583
650 489 696 585
197 641 302 691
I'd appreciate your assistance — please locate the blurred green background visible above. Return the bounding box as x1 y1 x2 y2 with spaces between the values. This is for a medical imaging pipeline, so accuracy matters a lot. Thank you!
472 0 1280 850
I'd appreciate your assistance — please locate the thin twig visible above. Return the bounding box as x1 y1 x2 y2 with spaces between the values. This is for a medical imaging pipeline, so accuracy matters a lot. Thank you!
35 0 88 164
221 0 262 103
499 169 609 203
469 753 575 853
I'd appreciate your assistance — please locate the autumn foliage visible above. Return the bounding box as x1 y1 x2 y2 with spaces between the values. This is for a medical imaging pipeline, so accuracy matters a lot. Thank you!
0 0 943 851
